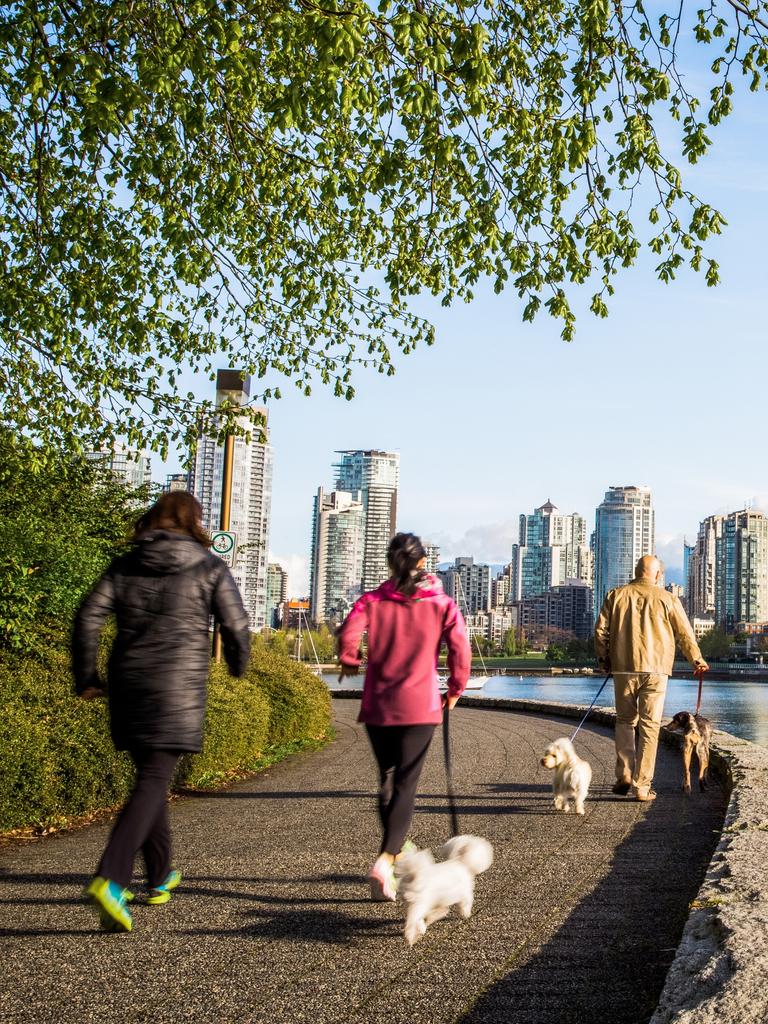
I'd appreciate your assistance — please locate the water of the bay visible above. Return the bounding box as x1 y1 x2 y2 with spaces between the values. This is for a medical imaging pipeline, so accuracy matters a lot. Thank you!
324 673 768 748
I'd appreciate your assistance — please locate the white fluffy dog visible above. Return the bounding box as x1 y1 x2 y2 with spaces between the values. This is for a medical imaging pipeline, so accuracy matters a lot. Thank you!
540 737 592 816
394 835 494 946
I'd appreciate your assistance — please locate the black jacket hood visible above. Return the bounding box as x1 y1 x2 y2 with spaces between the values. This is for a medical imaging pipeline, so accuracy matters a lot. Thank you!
135 530 210 574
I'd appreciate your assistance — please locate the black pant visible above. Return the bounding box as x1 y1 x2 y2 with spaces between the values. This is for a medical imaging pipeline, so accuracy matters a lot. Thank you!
97 749 179 890
365 724 435 856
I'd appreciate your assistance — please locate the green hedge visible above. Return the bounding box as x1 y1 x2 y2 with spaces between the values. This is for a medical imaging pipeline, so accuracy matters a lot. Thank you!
0 638 332 833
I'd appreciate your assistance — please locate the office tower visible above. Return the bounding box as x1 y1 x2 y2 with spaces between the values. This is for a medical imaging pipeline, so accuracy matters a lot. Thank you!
511 500 592 600
309 488 366 624
714 510 768 631
335 450 399 592
687 515 724 619
439 557 492 615
593 486 655 614
423 543 440 575
163 473 188 493
266 563 288 629
189 370 273 630
87 444 151 489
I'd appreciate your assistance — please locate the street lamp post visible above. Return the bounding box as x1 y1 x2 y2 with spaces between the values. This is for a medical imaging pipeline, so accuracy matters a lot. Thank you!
213 430 235 663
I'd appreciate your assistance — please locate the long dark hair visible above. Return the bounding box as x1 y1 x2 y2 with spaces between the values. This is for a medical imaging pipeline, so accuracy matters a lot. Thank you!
387 532 427 596
133 491 211 547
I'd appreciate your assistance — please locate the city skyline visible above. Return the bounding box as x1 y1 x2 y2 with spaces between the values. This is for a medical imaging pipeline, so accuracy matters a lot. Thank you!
163 427 768 600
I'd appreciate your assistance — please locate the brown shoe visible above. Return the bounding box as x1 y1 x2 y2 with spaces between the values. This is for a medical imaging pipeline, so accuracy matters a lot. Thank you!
633 789 657 802
612 781 631 796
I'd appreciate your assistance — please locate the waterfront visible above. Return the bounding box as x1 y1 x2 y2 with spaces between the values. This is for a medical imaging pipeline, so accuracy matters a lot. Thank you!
325 674 768 748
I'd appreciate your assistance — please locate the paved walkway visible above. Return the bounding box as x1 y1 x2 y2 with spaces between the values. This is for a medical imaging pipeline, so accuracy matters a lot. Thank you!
1 701 726 1024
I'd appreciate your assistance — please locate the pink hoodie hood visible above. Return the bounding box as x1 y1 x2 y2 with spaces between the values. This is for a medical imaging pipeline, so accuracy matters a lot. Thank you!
376 574 445 602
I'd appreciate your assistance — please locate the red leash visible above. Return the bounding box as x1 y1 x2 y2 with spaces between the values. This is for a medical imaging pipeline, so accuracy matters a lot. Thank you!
694 668 705 715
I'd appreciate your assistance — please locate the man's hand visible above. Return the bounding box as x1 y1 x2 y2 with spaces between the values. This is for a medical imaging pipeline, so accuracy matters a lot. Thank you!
441 693 460 711
694 659 709 673
79 686 106 700
338 662 359 683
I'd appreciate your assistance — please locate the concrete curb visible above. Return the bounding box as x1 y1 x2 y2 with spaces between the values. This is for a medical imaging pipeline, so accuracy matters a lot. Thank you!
331 690 768 1023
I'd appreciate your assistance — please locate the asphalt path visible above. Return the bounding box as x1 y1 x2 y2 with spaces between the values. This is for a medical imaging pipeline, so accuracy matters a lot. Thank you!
0 700 727 1024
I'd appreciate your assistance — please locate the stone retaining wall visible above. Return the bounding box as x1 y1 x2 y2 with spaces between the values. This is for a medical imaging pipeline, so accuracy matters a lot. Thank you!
332 690 768 1023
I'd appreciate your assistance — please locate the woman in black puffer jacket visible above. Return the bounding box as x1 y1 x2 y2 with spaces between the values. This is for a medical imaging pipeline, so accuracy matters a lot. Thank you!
72 491 250 932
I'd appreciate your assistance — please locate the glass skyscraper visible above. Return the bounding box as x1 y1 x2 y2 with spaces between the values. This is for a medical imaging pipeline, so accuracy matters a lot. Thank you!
592 486 655 615
511 500 592 600
714 510 768 631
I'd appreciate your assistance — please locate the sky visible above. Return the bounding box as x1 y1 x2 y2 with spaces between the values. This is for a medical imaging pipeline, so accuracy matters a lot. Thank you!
165 35 768 597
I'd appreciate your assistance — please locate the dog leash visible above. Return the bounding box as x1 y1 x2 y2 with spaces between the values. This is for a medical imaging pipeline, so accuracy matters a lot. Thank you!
442 705 460 838
569 674 612 743
695 668 705 715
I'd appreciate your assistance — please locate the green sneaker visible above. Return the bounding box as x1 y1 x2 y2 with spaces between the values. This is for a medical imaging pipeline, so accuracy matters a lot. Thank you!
399 839 418 856
146 868 182 905
85 876 133 933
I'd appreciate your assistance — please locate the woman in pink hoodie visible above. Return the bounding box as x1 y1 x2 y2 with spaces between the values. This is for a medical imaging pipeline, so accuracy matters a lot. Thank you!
337 533 471 901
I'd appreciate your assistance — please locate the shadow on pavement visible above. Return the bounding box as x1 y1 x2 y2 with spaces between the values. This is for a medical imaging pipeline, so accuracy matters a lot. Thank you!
182 906 399 944
180 789 370 800
459 784 727 1024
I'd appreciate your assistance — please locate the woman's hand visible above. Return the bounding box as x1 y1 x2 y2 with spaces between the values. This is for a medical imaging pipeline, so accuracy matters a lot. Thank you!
79 686 106 700
441 693 460 711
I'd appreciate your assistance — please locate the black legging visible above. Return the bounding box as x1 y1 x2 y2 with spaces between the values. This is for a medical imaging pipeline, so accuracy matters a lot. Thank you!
365 724 436 856
97 748 179 890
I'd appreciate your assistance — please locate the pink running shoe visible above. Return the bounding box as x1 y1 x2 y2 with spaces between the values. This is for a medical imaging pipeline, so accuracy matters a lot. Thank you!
368 856 397 902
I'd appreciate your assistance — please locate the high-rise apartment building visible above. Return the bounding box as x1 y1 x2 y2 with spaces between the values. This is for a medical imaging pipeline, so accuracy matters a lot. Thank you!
512 580 594 642
423 543 441 575
686 515 724 620
592 486 655 615
492 564 514 609
87 444 152 489
335 450 399 592
511 500 592 601
266 563 288 629
683 540 695 609
309 488 366 624
189 370 273 630
439 557 492 615
714 510 768 631
163 472 188 493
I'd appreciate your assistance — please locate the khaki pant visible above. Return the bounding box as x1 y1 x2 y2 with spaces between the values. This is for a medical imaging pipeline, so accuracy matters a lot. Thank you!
613 673 668 796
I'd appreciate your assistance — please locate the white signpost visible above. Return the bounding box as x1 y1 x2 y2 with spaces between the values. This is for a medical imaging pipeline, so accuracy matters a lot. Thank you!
211 531 237 566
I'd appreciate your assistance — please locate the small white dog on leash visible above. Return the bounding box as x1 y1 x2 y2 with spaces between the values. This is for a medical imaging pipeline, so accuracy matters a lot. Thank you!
540 737 592 816
394 835 494 946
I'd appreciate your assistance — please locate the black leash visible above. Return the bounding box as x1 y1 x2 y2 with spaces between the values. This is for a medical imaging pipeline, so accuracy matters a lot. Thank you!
442 704 460 837
569 673 613 743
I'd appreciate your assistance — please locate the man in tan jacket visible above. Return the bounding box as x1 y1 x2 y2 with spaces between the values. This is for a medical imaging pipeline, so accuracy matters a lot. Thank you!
594 555 708 801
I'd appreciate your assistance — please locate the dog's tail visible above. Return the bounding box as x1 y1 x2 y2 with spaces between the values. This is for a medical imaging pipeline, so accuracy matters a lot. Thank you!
440 835 494 875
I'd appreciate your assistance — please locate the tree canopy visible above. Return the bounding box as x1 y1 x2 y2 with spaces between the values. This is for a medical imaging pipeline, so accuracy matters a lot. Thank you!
2 0 764 453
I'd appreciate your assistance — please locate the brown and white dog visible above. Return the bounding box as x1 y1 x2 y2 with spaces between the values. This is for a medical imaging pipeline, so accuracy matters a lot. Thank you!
664 712 713 794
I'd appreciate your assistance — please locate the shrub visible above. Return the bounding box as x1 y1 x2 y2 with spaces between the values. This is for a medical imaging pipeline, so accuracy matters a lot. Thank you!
176 663 271 789
246 636 332 746
0 639 332 833
0 647 134 831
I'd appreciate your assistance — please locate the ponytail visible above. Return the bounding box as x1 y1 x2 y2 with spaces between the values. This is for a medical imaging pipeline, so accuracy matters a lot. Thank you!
387 532 427 596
